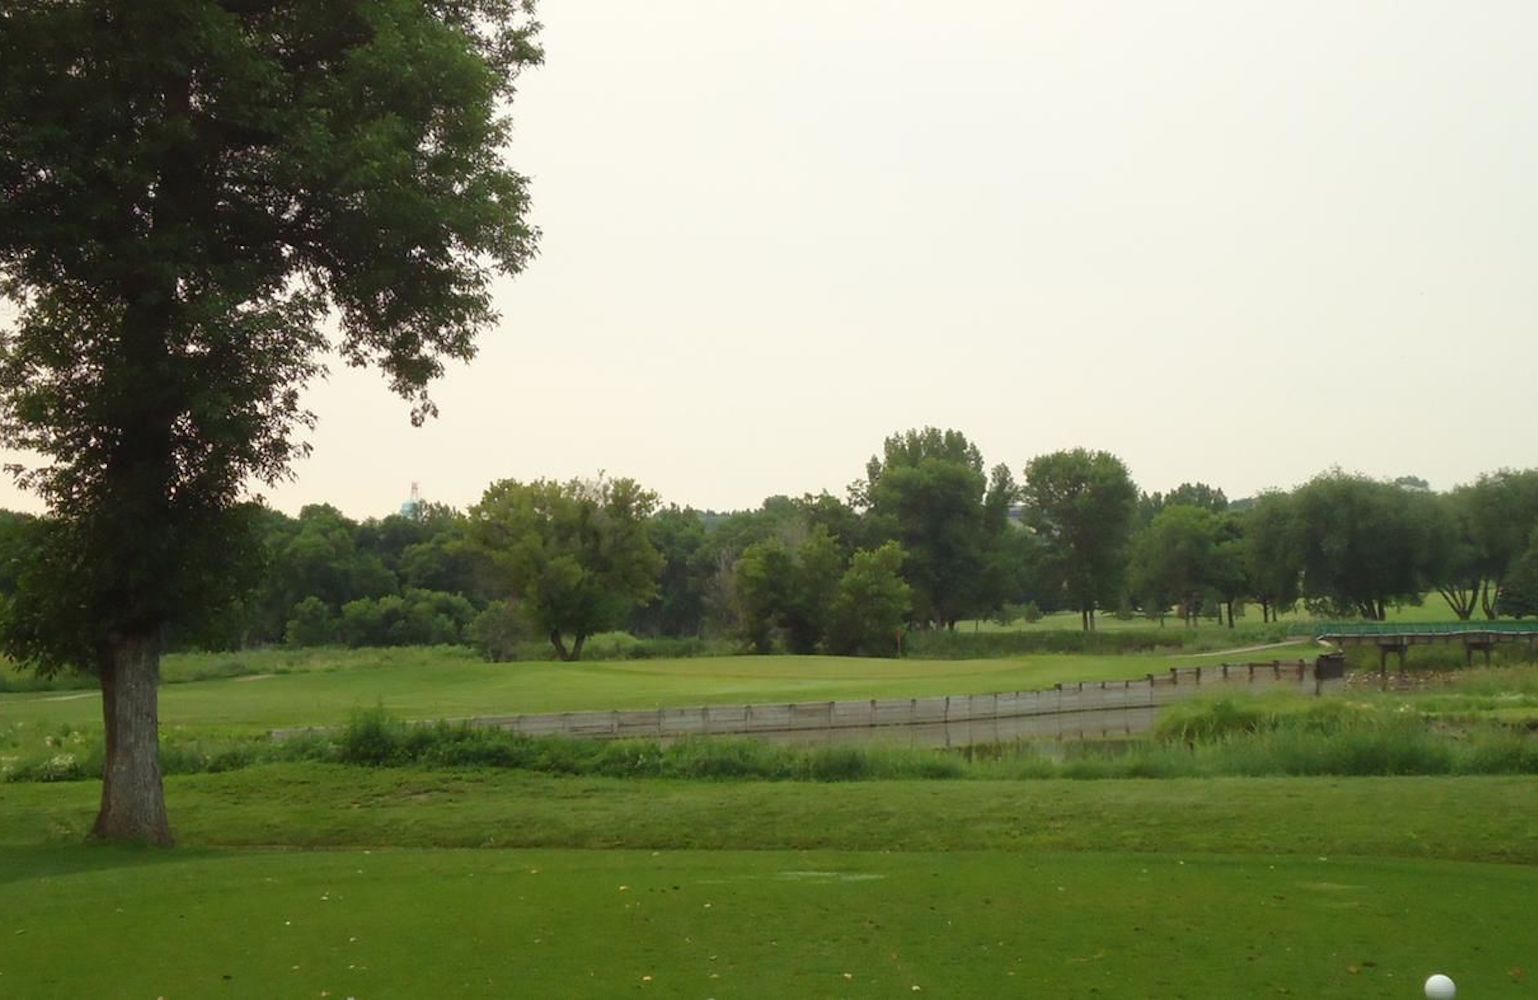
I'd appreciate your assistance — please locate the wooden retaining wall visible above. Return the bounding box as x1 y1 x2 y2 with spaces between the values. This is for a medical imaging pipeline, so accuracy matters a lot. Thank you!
274 659 1333 750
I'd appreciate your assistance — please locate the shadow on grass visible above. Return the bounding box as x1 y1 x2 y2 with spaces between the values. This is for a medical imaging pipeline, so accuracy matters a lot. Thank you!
0 843 240 887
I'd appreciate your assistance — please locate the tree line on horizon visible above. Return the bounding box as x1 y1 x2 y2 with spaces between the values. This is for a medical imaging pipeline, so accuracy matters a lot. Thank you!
3 426 1536 662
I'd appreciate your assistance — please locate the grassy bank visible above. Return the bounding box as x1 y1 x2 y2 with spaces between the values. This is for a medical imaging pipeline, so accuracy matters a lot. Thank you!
3 766 1537 861
10 692 1538 786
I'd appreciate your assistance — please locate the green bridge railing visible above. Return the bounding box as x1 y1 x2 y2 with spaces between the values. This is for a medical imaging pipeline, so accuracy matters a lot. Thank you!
1293 621 1538 639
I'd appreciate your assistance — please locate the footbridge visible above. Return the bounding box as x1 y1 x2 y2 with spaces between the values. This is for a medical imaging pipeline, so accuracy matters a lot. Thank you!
1310 622 1538 670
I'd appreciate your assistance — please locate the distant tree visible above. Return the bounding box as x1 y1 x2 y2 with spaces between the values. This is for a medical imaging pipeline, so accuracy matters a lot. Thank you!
1497 530 1538 619
825 543 912 657
733 527 842 653
0 510 37 596
399 529 490 604
631 506 710 638
1241 492 1301 622
732 539 794 653
0 1 541 842
1020 449 1139 630
356 513 435 576
283 596 336 647
1209 512 1250 628
272 505 396 612
468 478 662 661
1422 490 1483 621
1129 505 1219 625
861 427 1000 627
796 491 870 560
692 495 832 639
338 589 474 647
1140 482 1229 525
1291 473 1437 619
1460 470 1538 619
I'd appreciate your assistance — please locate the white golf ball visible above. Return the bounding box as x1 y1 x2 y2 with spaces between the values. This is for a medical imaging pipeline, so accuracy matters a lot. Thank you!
1425 973 1456 1000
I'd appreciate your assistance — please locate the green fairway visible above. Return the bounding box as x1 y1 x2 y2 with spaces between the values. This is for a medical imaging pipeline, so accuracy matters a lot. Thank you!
3 769 1537 999
3 845 1528 1000
0 645 1316 739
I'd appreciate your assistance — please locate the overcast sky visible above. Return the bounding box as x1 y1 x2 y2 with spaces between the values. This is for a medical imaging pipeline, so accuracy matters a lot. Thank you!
5 0 1537 518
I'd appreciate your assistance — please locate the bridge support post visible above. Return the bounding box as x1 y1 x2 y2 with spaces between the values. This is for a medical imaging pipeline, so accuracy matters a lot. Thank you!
1375 641 1408 687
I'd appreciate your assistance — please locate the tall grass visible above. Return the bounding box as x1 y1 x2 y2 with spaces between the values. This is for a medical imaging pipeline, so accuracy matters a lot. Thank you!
9 699 1538 785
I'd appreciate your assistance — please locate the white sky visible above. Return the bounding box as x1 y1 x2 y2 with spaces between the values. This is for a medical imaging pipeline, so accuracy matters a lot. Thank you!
5 0 1538 517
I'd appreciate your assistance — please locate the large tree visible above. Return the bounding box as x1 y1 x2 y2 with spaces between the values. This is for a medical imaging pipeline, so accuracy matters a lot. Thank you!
1290 472 1437 620
467 477 662 662
1128 504 1220 626
860 427 1011 628
1460 470 1538 618
1020 449 1138 630
1241 491 1301 622
0 1 540 843
733 526 842 654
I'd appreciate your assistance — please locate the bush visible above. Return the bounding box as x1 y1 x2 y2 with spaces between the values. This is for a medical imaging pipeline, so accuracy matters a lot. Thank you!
1154 698 1271 743
6 751 90 782
581 631 643 660
340 590 477 649
801 746 870 781
824 543 911 657
338 706 409 766
284 596 336 647
471 600 532 661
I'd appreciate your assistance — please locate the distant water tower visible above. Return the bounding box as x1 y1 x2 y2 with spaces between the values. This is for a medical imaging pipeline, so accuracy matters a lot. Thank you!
399 482 422 520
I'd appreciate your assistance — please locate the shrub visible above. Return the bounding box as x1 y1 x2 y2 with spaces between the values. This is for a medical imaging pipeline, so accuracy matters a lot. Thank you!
825 543 911 657
471 599 531 662
581 631 643 660
801 746 869 781
1154 698 1272 743
338 706 408 766
6 751 89 782
340 590 476 649
284 596 336 647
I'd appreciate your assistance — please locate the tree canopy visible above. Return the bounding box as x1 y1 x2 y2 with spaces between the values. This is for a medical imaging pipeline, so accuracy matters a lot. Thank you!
468 477 662 661
861 427 1014 628
0 0 541 843
1021 449 1138 630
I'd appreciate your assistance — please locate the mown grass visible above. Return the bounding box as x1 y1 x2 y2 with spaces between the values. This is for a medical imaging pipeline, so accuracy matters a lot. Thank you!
5 766 1538 861
5 761 1538 997
5 842 1531 1000
3 768 1538 998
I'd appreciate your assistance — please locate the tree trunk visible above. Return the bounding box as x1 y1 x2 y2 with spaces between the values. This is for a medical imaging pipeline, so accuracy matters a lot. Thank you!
1481 580 1501 620
93 633 172 845
570 633 586 661
548 629 570 661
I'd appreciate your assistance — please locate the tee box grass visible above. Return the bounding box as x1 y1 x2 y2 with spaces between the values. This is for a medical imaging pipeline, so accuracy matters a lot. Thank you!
4 770 1538 997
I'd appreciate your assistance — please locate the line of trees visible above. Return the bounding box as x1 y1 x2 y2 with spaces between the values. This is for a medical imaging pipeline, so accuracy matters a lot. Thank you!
3 428 1536 665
